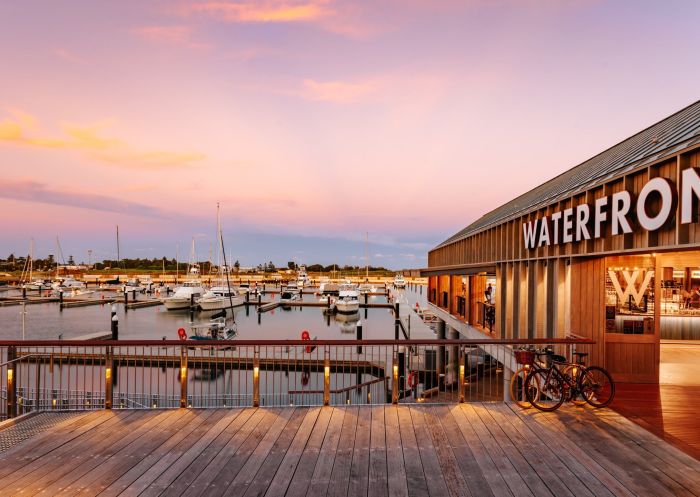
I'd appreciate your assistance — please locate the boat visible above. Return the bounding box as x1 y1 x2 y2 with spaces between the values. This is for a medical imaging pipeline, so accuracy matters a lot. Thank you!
319 277 340 296
393 274 406 289
122 278 146 294
297 266 311 288
238 283 260 296
52 277 85 292
20 240 52 291
199 286 244 310
335 283 360 314
199 205 245 311
179 310 237 342
161 280 206 310
281 289 300 302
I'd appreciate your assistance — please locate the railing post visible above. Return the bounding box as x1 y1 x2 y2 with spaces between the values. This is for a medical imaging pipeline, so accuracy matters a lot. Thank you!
323 347 330 406
392 348 399 405
7 346 16 418
180 347 188 408
105 346 113 409
253 347 260 407
459 346 465 403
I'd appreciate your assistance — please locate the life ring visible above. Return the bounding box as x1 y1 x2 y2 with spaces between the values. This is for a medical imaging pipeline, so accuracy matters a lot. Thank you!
407 371 418 389
177 328 188 340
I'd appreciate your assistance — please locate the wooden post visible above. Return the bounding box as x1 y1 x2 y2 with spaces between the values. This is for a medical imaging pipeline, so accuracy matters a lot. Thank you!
323 348 330 406
7 346 16 418
105 347 113 409
392 350 399 405
180 347 188 408
253 347 260 407
459 347 465 403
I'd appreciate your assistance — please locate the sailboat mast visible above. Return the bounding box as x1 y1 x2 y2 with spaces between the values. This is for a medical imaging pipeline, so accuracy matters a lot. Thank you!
365 232 369 279
29 238 34 282
116 225 121 270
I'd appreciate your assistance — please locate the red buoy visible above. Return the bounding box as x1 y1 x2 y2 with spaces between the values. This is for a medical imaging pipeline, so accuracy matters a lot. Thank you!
177 328 188 340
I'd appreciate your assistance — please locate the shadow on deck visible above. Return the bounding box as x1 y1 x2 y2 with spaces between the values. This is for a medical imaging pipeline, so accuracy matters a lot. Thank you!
0 403 698 496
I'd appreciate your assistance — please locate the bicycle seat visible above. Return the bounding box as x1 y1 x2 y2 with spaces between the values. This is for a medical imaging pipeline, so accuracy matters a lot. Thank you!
550 354 567 364
573 352 588 358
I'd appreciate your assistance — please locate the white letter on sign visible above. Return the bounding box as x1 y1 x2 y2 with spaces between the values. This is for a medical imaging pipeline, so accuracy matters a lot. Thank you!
637 177 675 231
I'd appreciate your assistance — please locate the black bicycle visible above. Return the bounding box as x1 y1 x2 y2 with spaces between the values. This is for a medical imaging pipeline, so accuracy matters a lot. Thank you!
524 351 615 412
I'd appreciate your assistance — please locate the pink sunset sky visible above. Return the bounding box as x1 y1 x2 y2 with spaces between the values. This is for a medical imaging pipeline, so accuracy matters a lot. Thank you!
1 0 699 268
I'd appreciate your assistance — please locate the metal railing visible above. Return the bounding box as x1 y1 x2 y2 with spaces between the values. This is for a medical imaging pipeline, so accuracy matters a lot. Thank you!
0 338 594 419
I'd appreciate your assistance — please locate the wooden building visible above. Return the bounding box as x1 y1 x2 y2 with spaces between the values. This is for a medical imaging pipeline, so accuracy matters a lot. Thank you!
424 101 700 383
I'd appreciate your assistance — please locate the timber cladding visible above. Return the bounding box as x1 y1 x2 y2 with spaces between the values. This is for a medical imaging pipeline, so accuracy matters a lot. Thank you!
425 103 700 384
429 147 700 269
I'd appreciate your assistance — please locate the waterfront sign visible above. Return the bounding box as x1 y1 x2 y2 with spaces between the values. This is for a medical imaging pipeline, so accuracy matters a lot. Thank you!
523 168 700 249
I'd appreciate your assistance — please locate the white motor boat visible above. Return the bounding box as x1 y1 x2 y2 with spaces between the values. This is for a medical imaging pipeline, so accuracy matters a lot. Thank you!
297 267 310 288
23 279 52 291
393 274 406 289
52 277 85 292
161 280 206 310
122 278 146 294
358 281 376 294
198 287 245 310
335 284 360 314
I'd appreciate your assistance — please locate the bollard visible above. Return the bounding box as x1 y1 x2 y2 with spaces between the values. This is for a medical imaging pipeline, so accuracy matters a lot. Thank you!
180 347 188 408
253 348 260 407
258 294 261 306
124 291 128 308
394 303 400 339
132 289 136 301
111 314 119 340
105 347 113 409
323 349 330 406
7 346 16 418
357 321 363 354
22 287 26 299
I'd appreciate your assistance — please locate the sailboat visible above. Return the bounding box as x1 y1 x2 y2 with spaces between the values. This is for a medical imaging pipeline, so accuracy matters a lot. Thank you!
21 239 51 290
161 238 205 310
199 205 244 311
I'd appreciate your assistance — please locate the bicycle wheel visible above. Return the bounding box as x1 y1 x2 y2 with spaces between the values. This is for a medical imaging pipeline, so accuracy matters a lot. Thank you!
561 364 587 406
510 367 536 408
578 366 615 408
525 369 565 412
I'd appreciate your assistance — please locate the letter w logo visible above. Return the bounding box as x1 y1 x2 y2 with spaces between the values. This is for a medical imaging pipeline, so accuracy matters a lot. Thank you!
608 270 653 307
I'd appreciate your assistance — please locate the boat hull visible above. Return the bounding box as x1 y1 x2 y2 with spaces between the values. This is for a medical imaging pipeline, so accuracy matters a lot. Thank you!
335 301 359 314
162 298 194 310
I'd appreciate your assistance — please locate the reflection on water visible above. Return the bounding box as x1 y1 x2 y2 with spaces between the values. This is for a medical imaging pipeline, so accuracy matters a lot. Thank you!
0 286 429 341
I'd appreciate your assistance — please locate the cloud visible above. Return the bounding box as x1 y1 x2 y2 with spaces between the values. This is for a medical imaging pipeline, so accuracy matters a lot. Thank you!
53 48 87 65
0 111 205 168
131 25 210 49
180 1 383 38
300 78 378 102
0 179 175 219
183 1 327 23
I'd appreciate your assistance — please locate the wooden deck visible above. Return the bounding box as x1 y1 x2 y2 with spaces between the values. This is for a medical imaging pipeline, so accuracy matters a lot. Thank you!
0 404 698 496
613 383 700 462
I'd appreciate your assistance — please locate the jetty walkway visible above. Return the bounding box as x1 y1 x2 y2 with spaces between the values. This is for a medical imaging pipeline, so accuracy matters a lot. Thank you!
0 403 698 496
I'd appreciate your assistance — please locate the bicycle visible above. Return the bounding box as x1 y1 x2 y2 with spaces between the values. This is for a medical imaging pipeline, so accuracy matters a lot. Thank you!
510 347 540 408
524 350 615 412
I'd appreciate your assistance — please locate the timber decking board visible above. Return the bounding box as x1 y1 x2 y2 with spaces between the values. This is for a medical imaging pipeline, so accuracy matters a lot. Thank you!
0 404 698 497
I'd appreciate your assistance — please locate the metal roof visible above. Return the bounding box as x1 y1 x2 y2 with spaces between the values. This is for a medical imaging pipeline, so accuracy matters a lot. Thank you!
433 100 700 251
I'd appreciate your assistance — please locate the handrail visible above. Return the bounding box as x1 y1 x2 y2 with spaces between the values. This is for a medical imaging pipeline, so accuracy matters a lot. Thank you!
0 353 52 368
0 338 595 347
